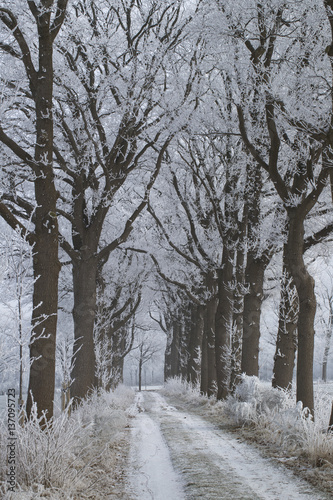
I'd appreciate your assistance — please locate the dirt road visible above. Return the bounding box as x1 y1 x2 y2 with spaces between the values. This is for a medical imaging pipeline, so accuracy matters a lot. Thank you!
126 391 329 500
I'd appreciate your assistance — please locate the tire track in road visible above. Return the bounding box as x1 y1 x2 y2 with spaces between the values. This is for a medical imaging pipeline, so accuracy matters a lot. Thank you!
127 391 329 500
126 392 185 500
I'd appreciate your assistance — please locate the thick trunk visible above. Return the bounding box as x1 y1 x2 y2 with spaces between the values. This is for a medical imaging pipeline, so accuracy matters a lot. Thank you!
241 158 264 379
180 315 190 379
201 300 218 396
323 362 327 384
118 356 124 383
322 298 333 383
71 255 98 400
138 359 142 392
205 275 218 397
241 256 266 377
164 319 180 380
164 336 172 381
26 27 60 420
106 329 128 390
200 327 208 394
230 227 246 393
27 217 60 418
286 209 315 414
272 245 298 390
114 333 126 386
215 247 234 400
329 402 333 431
187 304 204 384
170 320 180 377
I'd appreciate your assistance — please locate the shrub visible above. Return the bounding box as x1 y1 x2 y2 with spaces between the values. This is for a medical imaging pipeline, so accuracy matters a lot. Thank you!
0 385 135 498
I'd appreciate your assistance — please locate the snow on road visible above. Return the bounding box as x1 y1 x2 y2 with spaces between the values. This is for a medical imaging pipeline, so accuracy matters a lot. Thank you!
126 392 185 500
126 391 329 500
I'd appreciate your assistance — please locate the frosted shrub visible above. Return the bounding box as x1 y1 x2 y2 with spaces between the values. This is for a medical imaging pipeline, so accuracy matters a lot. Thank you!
15 404 79 489
223 375 333 466
163 377 197 396
164 376 333 469
224 375 291 425
0 386 135 498
298 390 333 465
162 377 206 406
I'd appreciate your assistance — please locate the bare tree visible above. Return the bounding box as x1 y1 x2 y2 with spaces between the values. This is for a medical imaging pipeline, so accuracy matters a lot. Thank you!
0 0 68 418
130 331 163 392
51 0 199 401
237 0 333 413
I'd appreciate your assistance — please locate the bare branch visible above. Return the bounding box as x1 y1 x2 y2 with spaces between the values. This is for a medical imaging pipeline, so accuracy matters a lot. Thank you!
0 202 34 245
304 222 333 252
98 140 170 264
51 0 69 40
0 8 37 96
150 254 202 306
0 126 37 172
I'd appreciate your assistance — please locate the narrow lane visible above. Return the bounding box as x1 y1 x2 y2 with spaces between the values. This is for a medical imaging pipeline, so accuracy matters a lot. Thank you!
126 391 329 500
126 392 185 500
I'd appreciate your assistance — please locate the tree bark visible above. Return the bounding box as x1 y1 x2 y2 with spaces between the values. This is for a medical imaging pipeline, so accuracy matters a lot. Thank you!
201 326 208 395
187 303 204 385
215 247 234 399
322 296 333 382
241 256 266 377
165 318 181 380
26 7 64 419
105 330 126 391
179 308 190 379
240 157 266 378
27 214 60 419
230 229 246 393
272 245 298 390
164 331 172 381
329 401 333 431
70 253 98 401
170 319 180 378
205 274 218 396
138 358 143 392
286 209 316 413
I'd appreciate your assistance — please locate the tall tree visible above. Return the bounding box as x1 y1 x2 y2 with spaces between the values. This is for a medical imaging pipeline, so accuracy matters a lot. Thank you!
51 0 200 400
237 0 333 413
0 0 68 418
272 246 298 390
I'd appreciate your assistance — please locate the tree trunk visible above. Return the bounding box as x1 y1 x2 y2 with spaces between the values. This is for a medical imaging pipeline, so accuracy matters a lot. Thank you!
105 334 123 391
272 245 298 390
164 332 172 381
180 311 190 379
329 401 333 431
170 319 180 377
323 362 327 384
138 358 143 392
240 156 265 379
286 209 315 414
230 222 246 393
205 274 218 397
201 326 208 395
165 318 180 380
215 247 234 400
27 225 60 419
241 256 266 377
26 20 60 420
70 254 98 401
322 296 333 383
187 304 204 385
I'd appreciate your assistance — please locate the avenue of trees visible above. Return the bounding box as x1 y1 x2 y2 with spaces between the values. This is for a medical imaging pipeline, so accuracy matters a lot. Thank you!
1 0 333 423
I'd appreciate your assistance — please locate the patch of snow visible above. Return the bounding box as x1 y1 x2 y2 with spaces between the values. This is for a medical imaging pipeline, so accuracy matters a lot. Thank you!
126 392 185 500
127 391 330 500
